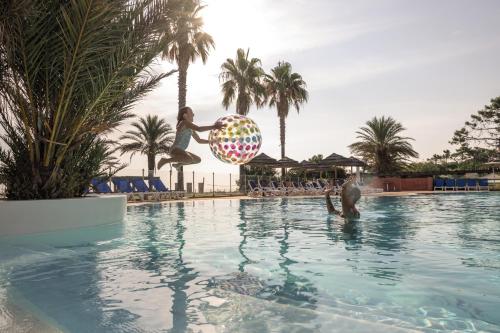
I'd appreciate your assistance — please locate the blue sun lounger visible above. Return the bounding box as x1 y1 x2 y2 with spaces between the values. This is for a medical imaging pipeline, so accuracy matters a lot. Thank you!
149 178 183 199
247 180 262 196
131 178 162 201
466 179 477 191
258 179 281 196
270 180 286 195
455 179 467 191
90 178 112 194
112 178 143 201
291 181 306 194
444 179 456 191
434 179 445 191
477 179 489 191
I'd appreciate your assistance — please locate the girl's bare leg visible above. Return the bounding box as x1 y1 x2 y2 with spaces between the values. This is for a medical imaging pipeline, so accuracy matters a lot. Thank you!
158 149 201 170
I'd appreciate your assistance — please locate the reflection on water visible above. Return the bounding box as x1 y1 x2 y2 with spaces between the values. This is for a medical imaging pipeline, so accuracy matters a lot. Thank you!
0 193 499 332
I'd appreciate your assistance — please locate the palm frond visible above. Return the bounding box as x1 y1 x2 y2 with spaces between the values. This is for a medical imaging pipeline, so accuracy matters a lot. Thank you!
0 0 174 199
219 48 265 114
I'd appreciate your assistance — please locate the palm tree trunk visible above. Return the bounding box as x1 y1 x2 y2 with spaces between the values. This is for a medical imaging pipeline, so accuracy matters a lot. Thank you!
280 115 286 177
176 60 188 191
147 153 155 181
178 62 187 109
239 165 246 193
236 106 247 192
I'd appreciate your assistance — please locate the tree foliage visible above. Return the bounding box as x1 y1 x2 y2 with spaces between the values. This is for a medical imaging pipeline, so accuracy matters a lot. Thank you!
450 96 499 160
119 115 174 173
220 48 266 190
349 116 418 174
264 61 308 175
161 0 213 190
244 165 278 178
413 96 500 173
220 48 266 115
0 0 174 199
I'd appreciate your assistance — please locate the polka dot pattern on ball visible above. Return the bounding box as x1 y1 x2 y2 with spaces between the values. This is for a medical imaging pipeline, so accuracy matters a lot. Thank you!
209 115 262 165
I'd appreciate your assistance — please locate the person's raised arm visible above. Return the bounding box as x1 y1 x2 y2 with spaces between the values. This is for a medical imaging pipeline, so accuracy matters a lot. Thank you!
183 119 224 132
192 131 208 144
325 188 339 215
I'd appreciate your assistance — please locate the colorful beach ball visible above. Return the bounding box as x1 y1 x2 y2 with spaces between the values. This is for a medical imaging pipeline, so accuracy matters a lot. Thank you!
209 115 262 165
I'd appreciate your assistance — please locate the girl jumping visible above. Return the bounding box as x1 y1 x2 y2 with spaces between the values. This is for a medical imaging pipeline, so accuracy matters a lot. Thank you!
157 106 223 170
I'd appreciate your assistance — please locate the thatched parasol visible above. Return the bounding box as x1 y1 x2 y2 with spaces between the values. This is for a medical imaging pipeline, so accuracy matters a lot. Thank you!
277 156 301 168
320 153 352 166
346 156 366 167
246 153 279 166
299 160 331 170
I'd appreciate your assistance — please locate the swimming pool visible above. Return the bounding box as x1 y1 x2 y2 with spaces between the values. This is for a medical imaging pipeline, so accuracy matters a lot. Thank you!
0 193 499 332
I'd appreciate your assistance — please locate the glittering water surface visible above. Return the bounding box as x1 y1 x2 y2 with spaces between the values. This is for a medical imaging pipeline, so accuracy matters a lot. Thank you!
1 193 499 332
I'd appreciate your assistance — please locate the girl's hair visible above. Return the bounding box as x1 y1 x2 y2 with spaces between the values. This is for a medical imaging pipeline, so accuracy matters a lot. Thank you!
177 106 192 126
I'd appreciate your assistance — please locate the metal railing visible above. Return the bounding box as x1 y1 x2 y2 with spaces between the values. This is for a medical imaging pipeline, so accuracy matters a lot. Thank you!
1 169 498 199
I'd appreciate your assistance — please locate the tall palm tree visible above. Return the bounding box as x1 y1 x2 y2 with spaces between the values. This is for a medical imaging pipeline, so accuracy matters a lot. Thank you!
220 48 266 190
349 116 418 174
119 115 174 178
264 62 308 176
162 0 214 190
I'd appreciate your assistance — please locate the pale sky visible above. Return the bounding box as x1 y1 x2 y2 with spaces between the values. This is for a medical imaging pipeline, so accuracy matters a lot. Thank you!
118 0 500 176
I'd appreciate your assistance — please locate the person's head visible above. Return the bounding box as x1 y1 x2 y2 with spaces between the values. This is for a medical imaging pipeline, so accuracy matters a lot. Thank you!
177 106 194 125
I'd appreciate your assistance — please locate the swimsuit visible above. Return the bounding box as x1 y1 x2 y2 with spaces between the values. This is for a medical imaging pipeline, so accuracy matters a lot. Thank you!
171 126 192 151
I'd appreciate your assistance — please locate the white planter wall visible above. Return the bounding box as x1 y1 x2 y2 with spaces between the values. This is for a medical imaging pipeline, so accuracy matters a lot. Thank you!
0 195 126 237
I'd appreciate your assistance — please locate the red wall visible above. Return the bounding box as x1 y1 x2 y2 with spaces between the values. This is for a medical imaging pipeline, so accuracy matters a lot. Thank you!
369 176 433 191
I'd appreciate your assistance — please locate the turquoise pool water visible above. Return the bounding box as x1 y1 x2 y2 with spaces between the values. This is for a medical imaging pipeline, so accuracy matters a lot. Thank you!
0 193 499 332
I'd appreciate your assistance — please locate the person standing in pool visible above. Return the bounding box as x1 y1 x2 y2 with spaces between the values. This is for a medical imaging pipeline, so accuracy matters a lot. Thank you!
325 176 361 220
158 106 224 170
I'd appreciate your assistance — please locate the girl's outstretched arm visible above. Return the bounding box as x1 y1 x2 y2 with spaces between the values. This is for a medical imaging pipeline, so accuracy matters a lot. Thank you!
183 119 223 132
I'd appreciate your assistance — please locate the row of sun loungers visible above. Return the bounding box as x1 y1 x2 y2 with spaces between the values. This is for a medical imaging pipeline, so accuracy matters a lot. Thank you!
247 179 341 197
89 177 185 201
434 179 489 191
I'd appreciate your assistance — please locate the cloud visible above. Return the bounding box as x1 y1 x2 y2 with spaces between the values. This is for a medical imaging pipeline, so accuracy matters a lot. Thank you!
308 39 500 91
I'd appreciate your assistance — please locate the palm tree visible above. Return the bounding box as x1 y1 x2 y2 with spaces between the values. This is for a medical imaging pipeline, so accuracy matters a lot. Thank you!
349 116 418 174
119 115 174 178
431 154 442 165
0 0 174 200
220 48 266 190
264 62 308 176
162 0 214 190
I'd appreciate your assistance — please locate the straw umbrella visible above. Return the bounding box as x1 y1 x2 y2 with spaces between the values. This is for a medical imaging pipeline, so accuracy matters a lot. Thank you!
320 153 352 179
296 160 331 181
246 153 279 166
320 153 352 166
277 156 300 178
245 153 279 188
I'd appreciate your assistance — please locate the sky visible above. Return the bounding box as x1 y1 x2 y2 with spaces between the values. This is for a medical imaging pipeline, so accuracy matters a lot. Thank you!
118 0 500 175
